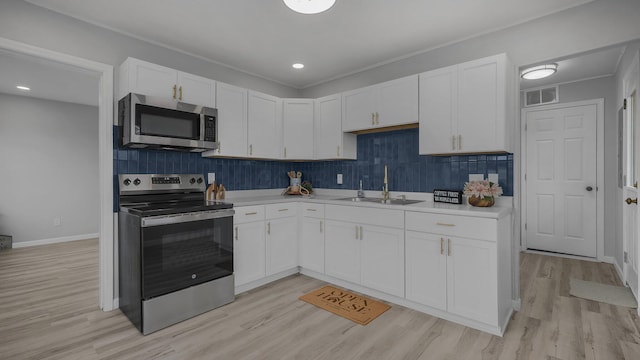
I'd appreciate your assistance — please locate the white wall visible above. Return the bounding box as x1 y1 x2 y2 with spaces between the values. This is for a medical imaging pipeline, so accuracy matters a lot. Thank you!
301 0 640 98
0 0 299 99
0 94 99 244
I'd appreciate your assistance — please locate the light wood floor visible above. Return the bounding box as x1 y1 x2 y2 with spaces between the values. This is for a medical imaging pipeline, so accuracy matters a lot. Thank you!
1 240 640 359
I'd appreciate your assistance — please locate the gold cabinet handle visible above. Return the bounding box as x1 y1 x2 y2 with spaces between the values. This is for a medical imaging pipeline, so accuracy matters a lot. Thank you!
458 135 462 150
267 222 271 235
218 143 221 154
320 220 323 233
244 211 257 216
235 226 238 240
250 144 253 155
436 222 456 227
448 239 451 256
284 147 287 158
173 84 177 99
306 208 317 212
278 208 289 212
371 113 375 125
626 197 638 205
360 226 363 240
179 86 183 100
440 238 444 255
355 225 359 239
451 135 456 150
375 112 379 125
337 145 340 157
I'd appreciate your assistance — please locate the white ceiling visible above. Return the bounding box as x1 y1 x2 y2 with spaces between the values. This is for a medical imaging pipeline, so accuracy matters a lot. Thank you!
0 49 99 106
519 45 626 90
24 0 595 89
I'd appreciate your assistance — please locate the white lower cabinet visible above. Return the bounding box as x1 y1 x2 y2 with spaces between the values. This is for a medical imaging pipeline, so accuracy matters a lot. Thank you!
299 204 325 273
324 205 405 298
265 203 298 275
405 211 510 331
234 206 266 287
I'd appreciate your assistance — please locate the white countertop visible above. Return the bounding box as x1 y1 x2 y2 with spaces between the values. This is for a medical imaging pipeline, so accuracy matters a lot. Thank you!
221 189 512 219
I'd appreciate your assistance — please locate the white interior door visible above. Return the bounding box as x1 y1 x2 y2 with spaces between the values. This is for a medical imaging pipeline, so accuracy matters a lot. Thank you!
622 53 639 301
525 104 597 257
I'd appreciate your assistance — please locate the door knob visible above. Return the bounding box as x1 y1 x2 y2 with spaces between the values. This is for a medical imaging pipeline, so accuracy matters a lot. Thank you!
586 186 593 191
626 197 638 205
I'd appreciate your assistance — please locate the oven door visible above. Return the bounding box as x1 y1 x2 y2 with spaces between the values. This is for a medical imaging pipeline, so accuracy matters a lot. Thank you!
140 209 234 299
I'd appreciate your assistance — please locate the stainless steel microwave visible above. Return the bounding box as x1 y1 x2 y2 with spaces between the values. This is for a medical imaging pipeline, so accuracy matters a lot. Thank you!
118 92 218 152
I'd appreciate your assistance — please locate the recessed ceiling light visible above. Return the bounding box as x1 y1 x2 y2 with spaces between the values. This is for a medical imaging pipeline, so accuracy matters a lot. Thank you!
283 0 336 14
292 63 305 69
521 64 558 80
16 85 30 91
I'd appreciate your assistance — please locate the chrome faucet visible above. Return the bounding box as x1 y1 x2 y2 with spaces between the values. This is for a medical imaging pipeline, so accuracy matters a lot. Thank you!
382 164 390 202
357 180 365 198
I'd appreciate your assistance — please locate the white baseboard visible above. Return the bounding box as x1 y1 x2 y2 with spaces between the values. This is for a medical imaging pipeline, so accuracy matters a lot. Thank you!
12 233 99 248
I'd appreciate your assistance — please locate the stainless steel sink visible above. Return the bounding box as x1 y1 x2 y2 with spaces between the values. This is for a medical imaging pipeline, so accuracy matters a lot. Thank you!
336 197 423 205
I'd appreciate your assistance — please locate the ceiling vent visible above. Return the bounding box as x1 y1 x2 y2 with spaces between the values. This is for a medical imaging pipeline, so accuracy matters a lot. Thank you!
524 86 558 107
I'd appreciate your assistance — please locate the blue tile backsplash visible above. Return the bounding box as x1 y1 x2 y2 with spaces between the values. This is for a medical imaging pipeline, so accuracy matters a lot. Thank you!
113 126 512 211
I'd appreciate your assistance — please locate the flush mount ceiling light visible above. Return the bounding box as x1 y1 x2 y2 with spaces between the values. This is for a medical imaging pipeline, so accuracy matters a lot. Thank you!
16 85 30 91
520 64 558 80
292 63 304 69
283 0 336 14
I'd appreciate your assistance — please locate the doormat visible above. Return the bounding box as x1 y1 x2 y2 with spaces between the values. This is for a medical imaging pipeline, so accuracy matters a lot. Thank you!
569 278 638 308
299 285 391 325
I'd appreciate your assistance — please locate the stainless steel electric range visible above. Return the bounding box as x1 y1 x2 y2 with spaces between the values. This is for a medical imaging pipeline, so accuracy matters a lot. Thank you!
118 173 234 335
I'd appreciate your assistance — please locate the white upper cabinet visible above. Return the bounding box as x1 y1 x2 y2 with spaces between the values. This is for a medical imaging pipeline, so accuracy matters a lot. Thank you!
314 94 357 160
118 58 215 107
342 75 419 132
176 71 216 107
247 90 283 159
283 99 314 160
419 53 513 154
203 82 248 158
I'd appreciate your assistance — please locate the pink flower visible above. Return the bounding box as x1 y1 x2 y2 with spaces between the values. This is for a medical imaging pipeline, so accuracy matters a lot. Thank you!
463 180 503 199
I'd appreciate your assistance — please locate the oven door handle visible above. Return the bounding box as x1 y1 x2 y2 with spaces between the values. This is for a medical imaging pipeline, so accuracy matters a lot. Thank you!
141 209 235 227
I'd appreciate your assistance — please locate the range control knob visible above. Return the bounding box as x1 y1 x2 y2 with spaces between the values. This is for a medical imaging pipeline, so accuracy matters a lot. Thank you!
123 178 131 186
197 177 203 184
190 177 196 184
133 178 141 186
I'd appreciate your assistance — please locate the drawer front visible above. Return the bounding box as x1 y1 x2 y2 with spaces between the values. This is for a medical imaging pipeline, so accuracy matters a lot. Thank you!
234 205 265 224
265 202 297 219
301 203 324 218
405 211 497 241
325 204 404 229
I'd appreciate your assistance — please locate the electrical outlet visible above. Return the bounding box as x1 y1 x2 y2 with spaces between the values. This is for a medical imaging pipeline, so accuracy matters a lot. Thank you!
337 174 343 185
208 173 215 184
53 217 61 227
469 174 484 181
488 173 499 184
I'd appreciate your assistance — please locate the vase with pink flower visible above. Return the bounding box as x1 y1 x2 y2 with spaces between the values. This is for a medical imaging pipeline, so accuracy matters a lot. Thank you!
463 180 503 207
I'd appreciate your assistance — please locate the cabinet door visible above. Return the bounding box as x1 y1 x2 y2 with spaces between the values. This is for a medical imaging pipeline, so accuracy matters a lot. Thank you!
457 54 506 153
405 231 447 310
266 217 298 275
283 99 314 160
360 225 405 297
207 82 248 157
177 71 216 107
299 217 324 273
376 75 419 127
342 86 376 132
234 222 266 287
248 91 283 158
419 65 457 154
447 237 497 326
324 220 361 284
124 58 177 99
315 94 356 159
